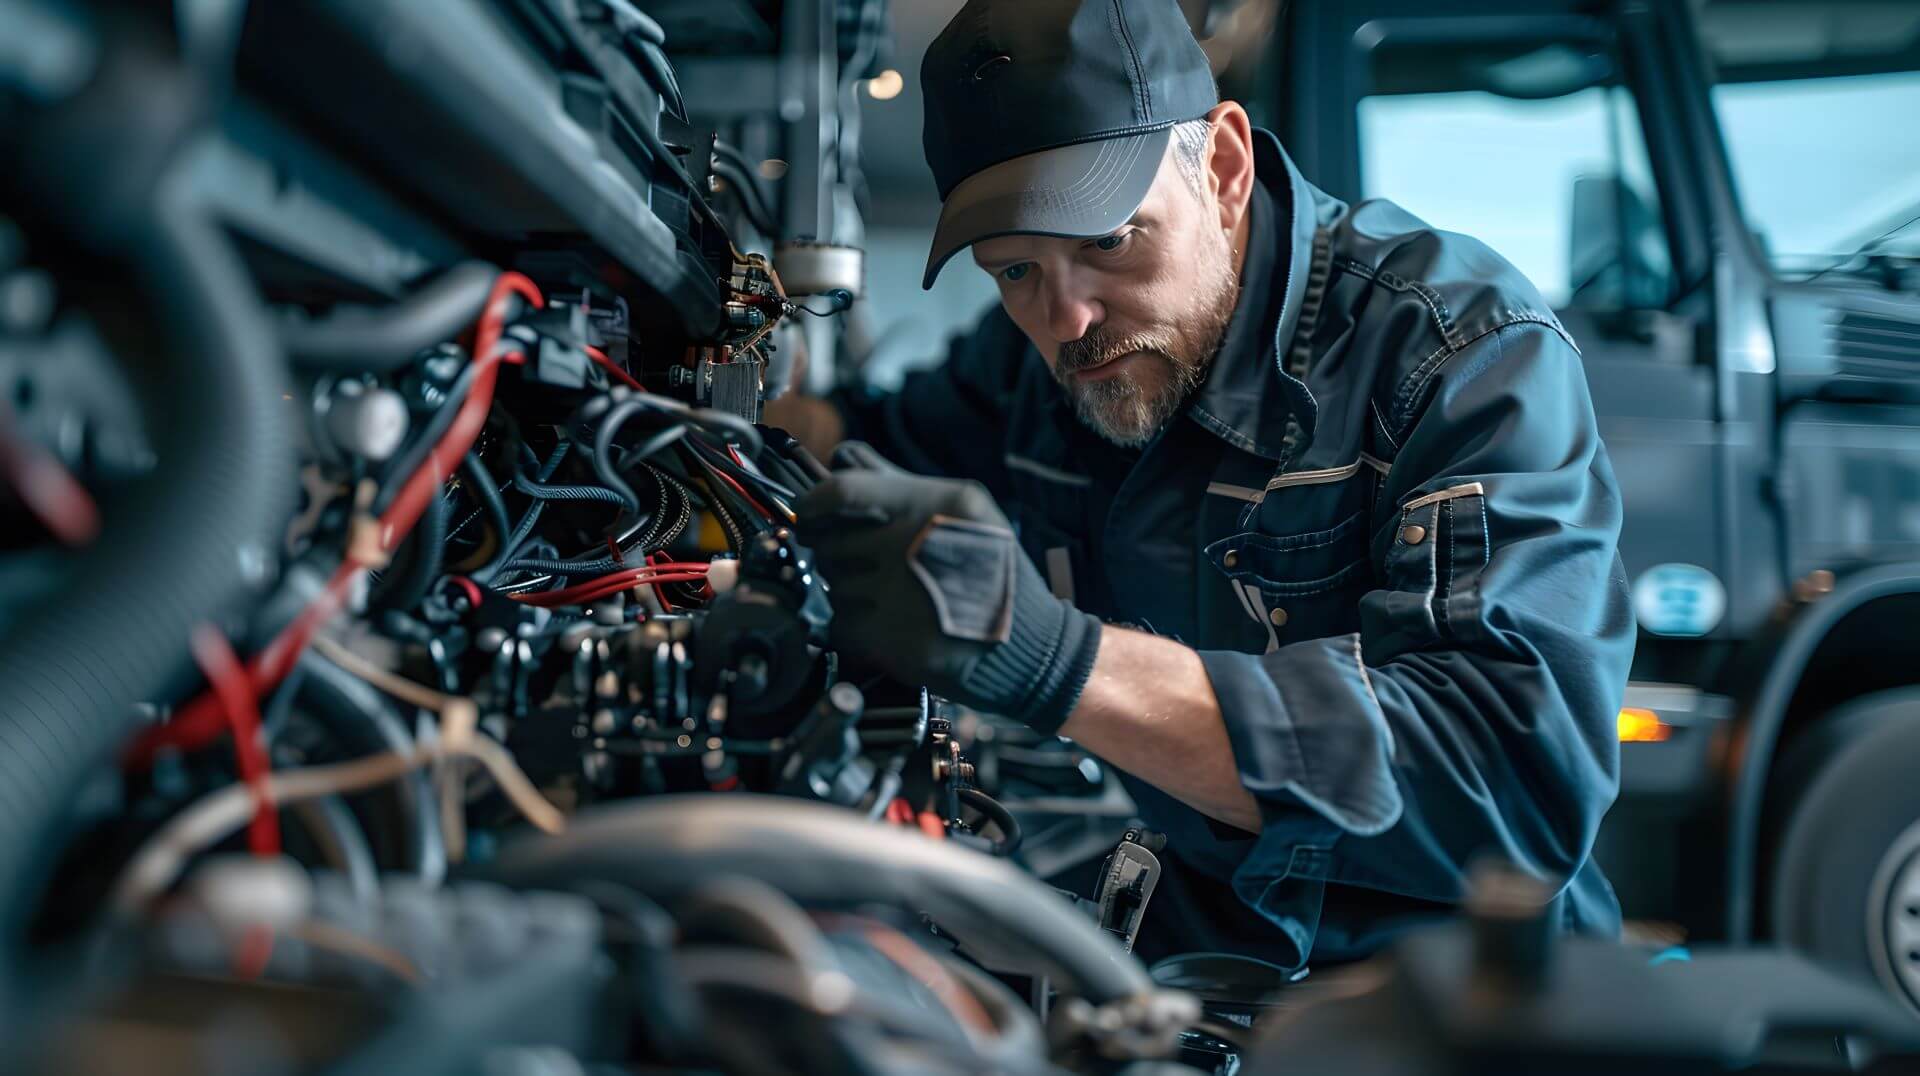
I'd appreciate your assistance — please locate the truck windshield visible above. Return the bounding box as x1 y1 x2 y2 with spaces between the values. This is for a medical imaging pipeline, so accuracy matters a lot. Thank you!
1701 3 1920 278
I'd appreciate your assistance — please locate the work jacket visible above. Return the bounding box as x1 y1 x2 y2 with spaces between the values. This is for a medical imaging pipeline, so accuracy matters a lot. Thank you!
835 129 1633 969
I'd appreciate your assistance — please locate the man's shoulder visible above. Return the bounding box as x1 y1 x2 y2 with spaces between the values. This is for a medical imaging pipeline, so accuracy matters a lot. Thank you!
1312 195 1582 444
1326 196 1576 360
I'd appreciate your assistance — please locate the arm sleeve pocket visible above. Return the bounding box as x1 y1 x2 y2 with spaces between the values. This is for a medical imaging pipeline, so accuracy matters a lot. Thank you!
1373 483 1489 653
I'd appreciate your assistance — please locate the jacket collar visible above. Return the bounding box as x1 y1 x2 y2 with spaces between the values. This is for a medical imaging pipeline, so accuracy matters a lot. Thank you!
1185 128 1324 462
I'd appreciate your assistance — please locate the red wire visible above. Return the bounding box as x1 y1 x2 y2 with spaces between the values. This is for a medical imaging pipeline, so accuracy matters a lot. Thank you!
510 568 709 609
446 575 485 611
645 551 676 611
704 458 776 520
585 345 645 392
128 273 544 768
0 413 101 547
189 625 279 856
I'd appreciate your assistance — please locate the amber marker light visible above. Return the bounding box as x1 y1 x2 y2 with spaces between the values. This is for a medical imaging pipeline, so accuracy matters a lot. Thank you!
1617 707 1672 743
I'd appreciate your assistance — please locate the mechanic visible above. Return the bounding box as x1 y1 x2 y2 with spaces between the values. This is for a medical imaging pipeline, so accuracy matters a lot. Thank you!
777 0 1635 970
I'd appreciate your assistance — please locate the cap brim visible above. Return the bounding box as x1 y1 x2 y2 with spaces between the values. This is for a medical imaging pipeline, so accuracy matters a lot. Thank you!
921 127 1172 290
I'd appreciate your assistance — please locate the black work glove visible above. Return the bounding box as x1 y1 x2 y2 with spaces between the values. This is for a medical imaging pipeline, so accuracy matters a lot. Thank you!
796 470 1102 736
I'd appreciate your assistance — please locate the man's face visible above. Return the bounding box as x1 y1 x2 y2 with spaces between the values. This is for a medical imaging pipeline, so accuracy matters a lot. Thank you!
971 143 1240 448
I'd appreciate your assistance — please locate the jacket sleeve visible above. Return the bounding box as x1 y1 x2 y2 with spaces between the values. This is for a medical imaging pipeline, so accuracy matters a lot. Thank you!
827 305 1028 501
1197 322 1634 931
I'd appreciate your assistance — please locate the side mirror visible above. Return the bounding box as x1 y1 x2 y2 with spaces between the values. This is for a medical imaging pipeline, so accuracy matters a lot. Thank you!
1567 173 1669 310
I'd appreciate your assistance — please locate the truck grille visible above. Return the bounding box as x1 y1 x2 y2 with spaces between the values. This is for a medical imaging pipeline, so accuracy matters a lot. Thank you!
1833 310 1920 379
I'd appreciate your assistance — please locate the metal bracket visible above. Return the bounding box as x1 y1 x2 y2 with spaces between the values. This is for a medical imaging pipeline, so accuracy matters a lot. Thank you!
1095 828 1165 953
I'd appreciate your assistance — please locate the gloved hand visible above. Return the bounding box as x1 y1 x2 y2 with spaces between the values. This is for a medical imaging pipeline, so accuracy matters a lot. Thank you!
795 469 1102 735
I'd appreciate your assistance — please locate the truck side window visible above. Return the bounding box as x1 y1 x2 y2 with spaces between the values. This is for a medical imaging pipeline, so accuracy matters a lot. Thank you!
1357 49 1673 316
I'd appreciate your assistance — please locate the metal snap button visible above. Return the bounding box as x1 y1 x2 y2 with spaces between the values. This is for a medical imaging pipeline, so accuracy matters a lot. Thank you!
1223 550 1239 568
1268 606 1288 627
1401 524 1428 545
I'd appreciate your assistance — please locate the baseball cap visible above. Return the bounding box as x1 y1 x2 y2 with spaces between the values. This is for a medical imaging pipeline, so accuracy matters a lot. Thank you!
919 0 1219 289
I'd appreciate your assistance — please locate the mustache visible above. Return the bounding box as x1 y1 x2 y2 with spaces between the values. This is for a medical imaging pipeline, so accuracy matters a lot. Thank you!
1056 326 1172 375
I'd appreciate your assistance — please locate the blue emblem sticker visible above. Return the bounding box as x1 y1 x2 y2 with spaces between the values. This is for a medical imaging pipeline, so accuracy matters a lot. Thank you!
1632 563 1727 637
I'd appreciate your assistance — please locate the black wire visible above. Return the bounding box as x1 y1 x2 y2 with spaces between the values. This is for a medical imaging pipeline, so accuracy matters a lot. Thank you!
681 443 751 550
956 788 1022 857
459 451 511 555
368 481 450 611
755 448 811 495
474 440 570 585
619 424 689 471
503 554 625 575
792 289 853 317
710 142 780 237
513 471 630 506
687 407 763 455
590 398 655 525
710 160 779 239
688 436 798 502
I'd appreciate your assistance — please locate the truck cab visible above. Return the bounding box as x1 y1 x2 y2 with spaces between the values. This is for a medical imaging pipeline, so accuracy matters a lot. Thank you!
1261 0 1920 1013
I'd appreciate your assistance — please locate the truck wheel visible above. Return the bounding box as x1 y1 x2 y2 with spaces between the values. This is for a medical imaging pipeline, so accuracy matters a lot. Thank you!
1766 688 1920 1014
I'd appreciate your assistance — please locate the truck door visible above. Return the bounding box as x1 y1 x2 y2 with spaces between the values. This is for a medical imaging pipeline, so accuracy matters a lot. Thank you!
1263 1 1777 934
1270 2 1762 658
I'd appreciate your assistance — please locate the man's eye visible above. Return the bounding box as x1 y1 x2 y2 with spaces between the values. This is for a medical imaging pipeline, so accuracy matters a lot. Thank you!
1094 232 1129 252
1001 263 1031 282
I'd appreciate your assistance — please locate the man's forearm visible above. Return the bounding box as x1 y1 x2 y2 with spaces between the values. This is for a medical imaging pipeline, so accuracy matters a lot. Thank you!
1057 626 1263 833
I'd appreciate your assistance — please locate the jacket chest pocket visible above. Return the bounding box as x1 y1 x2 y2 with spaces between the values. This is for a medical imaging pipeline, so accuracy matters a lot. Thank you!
1205 510 1374 652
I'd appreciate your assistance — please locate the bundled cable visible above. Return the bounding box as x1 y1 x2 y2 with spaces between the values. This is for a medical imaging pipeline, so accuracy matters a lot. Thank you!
128 272 546 767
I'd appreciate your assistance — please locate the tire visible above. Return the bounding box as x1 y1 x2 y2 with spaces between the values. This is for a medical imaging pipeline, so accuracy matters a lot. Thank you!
1765 688 1920 1015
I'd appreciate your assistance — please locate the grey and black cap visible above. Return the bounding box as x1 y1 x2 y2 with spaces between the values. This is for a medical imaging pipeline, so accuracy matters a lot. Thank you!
918 0 1219 289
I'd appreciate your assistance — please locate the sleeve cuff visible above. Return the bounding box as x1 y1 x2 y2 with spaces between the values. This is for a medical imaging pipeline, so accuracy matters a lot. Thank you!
1198 634 1403 838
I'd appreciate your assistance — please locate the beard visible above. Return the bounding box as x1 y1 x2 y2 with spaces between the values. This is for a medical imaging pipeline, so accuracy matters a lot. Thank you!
1052 224 1241 448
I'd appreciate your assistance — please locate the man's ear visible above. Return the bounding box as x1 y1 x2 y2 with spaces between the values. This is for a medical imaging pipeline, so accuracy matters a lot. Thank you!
1204 101 1256 234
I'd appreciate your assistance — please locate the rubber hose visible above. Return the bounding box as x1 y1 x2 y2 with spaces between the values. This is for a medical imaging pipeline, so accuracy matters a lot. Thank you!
502 556 625 575
296 654 446 884
282 261 498 372
956 787 1023 857
513 476 629 506
481 796 1152 1004
0 15 300 998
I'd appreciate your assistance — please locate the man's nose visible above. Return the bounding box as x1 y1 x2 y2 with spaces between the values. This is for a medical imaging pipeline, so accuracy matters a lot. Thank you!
1042 276 1103 345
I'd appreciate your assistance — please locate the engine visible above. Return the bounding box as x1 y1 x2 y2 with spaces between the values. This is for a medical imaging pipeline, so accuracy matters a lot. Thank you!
0 1 1193 1073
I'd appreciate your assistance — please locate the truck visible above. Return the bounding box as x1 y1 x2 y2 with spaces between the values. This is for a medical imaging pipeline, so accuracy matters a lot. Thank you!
1258 0 1920 1013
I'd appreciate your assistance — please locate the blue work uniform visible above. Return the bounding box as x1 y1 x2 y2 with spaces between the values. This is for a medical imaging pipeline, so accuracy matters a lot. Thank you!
833 130 1633 969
